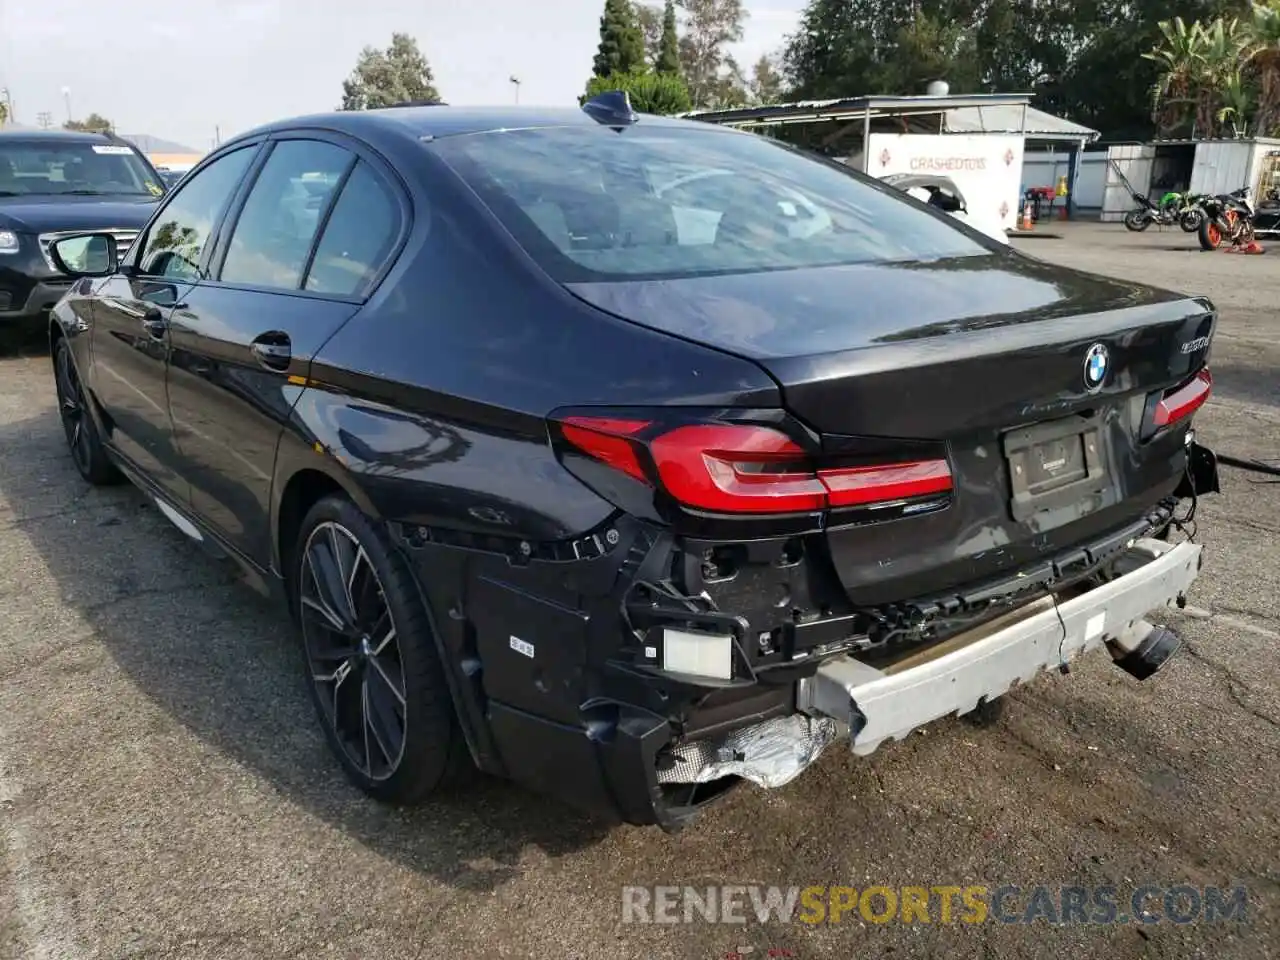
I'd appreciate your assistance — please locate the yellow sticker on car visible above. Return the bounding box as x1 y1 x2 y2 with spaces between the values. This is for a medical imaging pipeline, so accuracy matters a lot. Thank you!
145 181 163 196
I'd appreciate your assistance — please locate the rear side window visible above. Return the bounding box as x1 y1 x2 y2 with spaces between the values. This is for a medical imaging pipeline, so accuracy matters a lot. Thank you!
431 125 992 282
304 162 401 296
219 140 352 290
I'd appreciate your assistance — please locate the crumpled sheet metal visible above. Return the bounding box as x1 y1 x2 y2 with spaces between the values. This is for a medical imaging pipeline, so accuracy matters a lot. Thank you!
655 714 842 789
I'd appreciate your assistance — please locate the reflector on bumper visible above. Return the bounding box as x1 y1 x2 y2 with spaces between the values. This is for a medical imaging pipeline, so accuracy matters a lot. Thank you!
662 627 734 681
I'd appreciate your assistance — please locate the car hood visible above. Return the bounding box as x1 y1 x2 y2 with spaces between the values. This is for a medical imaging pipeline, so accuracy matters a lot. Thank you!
0 195 158 234
564 252 1187 360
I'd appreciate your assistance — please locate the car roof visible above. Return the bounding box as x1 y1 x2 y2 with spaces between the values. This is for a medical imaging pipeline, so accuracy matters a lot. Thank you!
228 104 721 146
0 128 116 143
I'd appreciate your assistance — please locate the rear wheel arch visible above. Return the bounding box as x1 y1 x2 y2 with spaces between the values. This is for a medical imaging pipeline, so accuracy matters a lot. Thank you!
273 463 379 596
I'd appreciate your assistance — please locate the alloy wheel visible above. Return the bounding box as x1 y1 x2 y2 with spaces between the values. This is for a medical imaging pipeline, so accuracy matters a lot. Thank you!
55 345 93 475
300 521 407 781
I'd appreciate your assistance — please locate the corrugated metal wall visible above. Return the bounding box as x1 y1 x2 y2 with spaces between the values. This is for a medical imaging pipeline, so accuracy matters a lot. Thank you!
1189 141 1255 196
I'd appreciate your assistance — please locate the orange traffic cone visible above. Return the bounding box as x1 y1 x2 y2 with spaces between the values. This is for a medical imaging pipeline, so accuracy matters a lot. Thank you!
1021 200 1034 231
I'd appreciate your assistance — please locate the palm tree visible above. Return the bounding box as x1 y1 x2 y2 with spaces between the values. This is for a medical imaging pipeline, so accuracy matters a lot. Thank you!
1217 68 1255 137
1145 17 1208 136
1199 17 1250 136
1246 1 1280 136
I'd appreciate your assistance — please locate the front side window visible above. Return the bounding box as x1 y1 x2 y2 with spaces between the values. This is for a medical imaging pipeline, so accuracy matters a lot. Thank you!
0 138 163 198
138 146 256 280
219 140 352 291
431 125 993 282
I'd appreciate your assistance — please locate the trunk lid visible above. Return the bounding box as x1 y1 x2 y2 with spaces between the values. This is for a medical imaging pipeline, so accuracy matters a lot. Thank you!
567 253 1216 603
565 253 1210 436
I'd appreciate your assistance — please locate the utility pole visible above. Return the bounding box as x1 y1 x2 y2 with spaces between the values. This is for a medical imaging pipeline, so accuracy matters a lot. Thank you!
61 86 72 124
36 111 52 129
509 76 521 104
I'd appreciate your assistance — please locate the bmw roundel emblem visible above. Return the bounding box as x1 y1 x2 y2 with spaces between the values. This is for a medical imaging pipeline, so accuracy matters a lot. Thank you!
1083 343 1109 391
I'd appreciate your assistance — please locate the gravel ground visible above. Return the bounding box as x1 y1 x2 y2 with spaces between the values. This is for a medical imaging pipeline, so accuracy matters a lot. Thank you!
0 222 1276 960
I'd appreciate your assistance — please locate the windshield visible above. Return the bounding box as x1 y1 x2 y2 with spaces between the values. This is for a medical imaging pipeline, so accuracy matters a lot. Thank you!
0 139 161 197
431 124 993 282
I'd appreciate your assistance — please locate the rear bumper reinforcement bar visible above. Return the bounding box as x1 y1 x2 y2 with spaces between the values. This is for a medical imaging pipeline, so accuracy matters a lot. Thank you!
797 538 1202 755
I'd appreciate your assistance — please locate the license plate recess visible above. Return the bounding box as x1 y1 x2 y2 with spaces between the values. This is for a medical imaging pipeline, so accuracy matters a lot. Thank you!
1002 414 1109 522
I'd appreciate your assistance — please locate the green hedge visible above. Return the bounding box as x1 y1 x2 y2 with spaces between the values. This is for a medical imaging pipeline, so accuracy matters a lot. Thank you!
582 71 692 115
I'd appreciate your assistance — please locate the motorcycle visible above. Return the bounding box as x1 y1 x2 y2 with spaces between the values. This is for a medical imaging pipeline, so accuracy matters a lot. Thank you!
1175 193 1210 232
1123 191 1204 232
1197 186 1257 250
1254 188 1280 237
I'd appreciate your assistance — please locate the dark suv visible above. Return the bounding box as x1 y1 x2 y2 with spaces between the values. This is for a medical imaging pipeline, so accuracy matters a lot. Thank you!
0 129 165 324
46 96 1218 830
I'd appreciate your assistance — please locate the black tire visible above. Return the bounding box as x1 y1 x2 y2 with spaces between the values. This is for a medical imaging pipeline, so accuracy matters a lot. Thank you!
1198 217 1224 251
293 494 472 803
1180 210 1203 232
1123 210 1150 232
53 337 121 486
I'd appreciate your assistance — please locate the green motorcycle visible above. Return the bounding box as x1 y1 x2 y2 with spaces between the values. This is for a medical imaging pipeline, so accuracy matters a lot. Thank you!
1166 191 1208 232
1124 190 1206 232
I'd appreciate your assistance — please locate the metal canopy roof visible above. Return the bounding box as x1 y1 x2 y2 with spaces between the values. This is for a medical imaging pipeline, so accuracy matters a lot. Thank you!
681 93 1098 144
681 93 1033 128
946 104 1099 142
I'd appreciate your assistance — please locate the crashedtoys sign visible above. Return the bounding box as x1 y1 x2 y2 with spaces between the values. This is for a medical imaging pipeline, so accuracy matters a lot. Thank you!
868 133 1025 230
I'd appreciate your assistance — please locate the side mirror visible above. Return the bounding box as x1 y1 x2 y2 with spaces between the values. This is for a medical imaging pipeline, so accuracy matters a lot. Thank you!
49 232 118 278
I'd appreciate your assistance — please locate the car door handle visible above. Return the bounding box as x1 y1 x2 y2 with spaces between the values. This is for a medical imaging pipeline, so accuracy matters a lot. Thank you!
142 307 168 339
250 334 292 372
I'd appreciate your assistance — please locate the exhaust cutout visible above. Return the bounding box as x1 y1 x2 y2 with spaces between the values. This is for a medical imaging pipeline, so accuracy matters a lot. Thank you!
1107 618 1184 681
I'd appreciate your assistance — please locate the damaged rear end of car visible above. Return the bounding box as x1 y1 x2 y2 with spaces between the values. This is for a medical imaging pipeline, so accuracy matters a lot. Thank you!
538 317 1216 827
420 118 1221 830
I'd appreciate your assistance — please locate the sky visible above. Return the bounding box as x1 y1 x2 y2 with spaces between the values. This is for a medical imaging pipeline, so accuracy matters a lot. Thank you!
0 0 803 152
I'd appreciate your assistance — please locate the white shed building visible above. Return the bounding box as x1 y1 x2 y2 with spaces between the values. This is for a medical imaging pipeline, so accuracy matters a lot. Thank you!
1095 137 1280 221
683 94 1100 230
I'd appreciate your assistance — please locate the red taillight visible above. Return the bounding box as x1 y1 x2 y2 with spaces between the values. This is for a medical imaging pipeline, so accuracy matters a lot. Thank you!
819 459 953 507
559 416 651 482
556 416 952 515
650 424 828 513
1153 368 1212 428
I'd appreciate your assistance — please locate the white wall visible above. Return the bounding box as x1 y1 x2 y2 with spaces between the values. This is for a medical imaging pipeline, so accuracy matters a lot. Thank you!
1022 139 1280 217
1020 150 1107 209
866 133 1025 231
1100 145 1156 221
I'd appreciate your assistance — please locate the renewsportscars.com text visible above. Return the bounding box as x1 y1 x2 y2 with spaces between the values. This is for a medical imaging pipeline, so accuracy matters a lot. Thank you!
621 884 1249 926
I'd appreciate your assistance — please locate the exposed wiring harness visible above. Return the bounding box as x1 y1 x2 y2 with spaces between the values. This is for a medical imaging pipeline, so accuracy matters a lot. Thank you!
1171 457 1199 541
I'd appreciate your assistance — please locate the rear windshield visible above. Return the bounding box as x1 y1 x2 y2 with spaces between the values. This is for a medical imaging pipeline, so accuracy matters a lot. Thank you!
0 139 161 198
431 124 992 282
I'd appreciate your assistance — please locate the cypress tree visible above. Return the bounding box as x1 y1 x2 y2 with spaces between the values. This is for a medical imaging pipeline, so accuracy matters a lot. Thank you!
593 0 646 78
656 0 682 76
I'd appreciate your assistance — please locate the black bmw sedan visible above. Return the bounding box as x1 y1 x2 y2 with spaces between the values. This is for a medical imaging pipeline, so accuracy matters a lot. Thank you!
47 93 1218 829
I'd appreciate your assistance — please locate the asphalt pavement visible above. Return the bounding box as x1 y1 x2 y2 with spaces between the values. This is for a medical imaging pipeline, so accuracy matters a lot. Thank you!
0 222 1276 959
